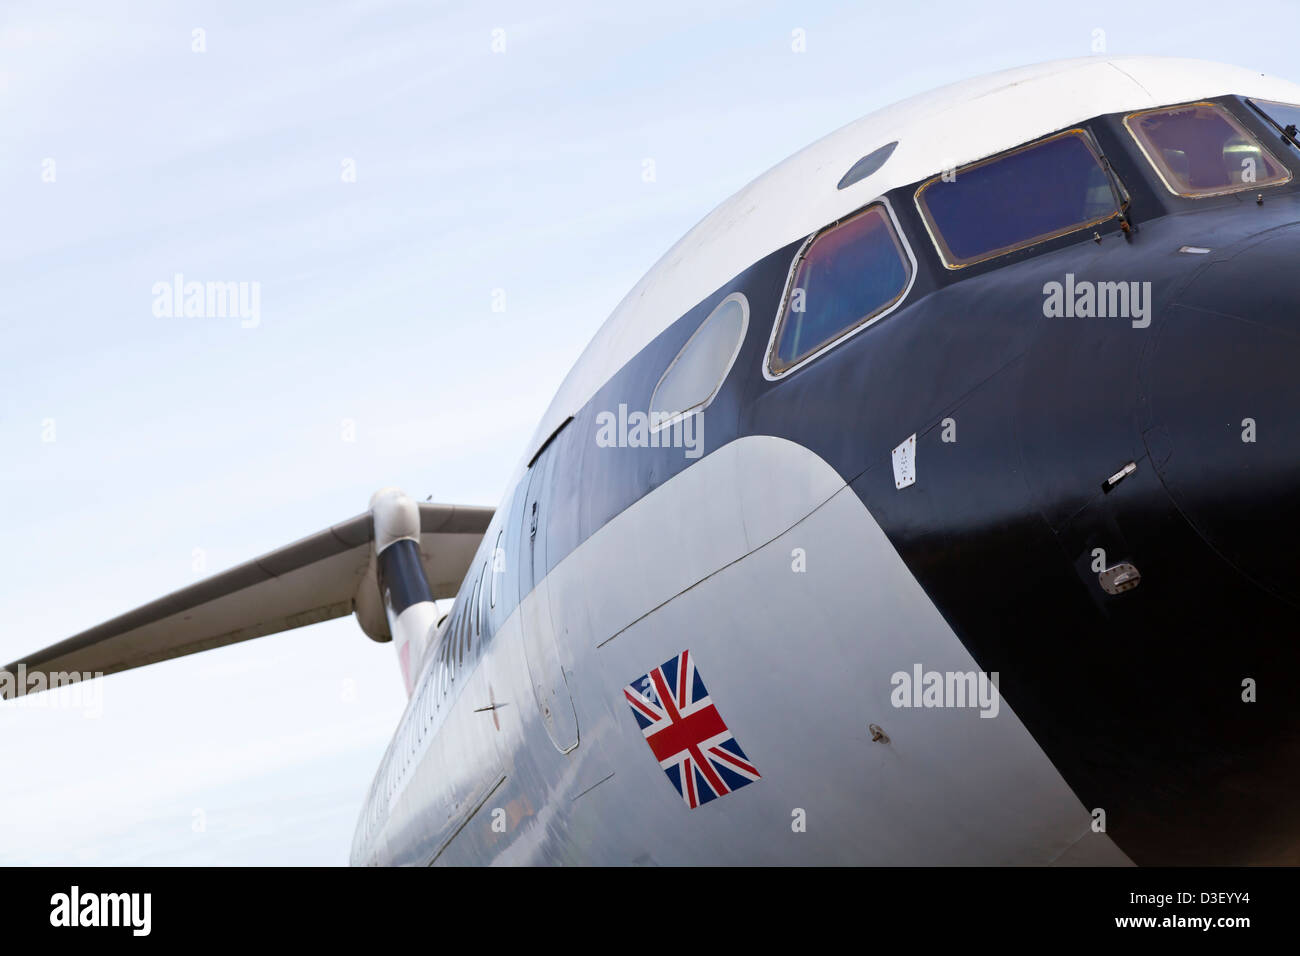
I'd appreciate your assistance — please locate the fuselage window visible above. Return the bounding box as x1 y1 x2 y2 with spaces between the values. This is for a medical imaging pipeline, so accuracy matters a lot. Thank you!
915 129 1122 269
455 604 467 668
1125 102 1290 198
439 634 451 696
489 530 503 608
474 563 486 643
650 293 749 421
768 203 913 375
470 568 483 650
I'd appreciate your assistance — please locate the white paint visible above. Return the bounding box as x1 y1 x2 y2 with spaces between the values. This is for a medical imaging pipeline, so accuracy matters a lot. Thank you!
367 435 1131 865
370 488 420 552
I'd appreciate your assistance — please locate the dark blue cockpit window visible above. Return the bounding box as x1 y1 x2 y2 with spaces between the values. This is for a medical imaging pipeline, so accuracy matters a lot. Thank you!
915 130 1120 268
770 204 912 373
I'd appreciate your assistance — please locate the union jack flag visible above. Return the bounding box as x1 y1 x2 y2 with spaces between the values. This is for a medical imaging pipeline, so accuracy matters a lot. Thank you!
622 650 761 808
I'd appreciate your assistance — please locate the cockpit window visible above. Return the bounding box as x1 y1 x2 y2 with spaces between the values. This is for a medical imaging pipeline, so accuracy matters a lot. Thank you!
914 130 1122 269
1248 99 1300 145
1125 102 1290 198
768 203 913 375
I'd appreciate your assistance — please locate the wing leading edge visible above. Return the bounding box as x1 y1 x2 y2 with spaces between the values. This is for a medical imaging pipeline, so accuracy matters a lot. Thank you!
1 502 494 698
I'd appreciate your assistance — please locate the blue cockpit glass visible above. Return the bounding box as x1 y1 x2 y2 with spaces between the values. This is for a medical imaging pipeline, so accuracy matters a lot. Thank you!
771 205 912 372
916 131 1120 268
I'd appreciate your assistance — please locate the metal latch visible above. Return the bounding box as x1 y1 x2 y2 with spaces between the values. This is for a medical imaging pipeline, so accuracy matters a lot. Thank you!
1102 461 1136 493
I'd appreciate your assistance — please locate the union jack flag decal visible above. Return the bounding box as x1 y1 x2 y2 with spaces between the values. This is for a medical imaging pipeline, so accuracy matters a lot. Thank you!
622 650 761 808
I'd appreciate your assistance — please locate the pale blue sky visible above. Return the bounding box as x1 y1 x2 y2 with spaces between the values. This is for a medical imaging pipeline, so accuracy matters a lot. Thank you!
2 0 1294 864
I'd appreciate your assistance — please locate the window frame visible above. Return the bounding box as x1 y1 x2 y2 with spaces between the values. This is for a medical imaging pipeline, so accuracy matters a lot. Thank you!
914 128 1124 271
1123 100 1292 199
762 197 916 381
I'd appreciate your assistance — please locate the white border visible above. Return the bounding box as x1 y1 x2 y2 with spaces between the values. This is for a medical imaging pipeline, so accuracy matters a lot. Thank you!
762 196 918 381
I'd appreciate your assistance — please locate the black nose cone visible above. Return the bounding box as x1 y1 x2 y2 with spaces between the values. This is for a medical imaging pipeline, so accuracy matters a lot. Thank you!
1143 225 1300 607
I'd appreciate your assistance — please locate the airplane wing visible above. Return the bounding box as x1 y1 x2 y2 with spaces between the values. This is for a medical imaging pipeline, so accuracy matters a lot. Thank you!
1 502 494 699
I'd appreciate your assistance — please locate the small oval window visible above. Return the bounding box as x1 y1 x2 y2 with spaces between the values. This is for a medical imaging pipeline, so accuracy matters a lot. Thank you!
649 293 748 423
837 140 898 190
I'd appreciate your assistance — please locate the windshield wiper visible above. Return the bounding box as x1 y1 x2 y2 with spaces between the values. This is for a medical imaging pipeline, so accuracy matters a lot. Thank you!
1098 151 1136 240
1245 100 1300 152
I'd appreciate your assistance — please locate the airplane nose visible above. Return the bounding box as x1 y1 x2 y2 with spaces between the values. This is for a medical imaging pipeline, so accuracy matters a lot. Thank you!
1141 224 1300 606
1049 227 1300 864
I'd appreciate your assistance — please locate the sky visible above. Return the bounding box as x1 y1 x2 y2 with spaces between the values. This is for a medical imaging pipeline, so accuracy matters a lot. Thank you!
2 0 1297 865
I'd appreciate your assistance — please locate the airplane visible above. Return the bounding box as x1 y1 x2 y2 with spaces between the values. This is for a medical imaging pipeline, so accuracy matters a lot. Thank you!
6 54 1300 866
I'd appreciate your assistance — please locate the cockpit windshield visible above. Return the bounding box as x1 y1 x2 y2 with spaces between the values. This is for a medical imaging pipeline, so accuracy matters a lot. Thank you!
914 130 1122 269
1249 99 1300 145
1124 102 1291 198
